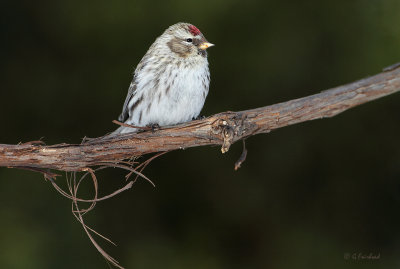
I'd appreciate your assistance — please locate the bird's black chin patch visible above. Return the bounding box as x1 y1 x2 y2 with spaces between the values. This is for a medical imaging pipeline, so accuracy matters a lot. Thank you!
198 49 207 57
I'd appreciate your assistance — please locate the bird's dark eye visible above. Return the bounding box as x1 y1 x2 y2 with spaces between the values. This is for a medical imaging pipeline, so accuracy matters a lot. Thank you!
186 38 193 43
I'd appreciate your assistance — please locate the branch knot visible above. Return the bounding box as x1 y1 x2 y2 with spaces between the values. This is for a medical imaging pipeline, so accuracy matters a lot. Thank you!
211 113 250 153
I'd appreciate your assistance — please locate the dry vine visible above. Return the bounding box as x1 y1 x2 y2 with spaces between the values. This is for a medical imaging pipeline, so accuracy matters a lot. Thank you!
1 64 400 268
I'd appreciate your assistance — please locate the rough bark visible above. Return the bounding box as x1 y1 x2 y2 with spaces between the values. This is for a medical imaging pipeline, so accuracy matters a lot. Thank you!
1 66 400 172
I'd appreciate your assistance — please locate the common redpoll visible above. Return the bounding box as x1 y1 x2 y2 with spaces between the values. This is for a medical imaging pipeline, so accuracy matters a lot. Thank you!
113 22 214 134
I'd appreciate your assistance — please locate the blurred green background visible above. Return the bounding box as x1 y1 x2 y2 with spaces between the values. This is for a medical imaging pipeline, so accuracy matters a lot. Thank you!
1 0 400 268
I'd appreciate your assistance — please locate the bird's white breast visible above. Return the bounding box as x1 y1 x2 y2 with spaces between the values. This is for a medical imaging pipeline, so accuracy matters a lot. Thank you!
125 56 210 128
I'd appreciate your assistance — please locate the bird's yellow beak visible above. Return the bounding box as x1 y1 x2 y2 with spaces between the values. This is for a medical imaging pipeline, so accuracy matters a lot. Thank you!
198 42 215 50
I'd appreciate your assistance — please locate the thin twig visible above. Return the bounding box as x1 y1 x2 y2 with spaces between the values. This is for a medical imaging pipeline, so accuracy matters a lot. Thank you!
49 177 133 203
126 151 169 182
108 163 155 187
234 139 248 171
71 188 123 268
112 120 152 130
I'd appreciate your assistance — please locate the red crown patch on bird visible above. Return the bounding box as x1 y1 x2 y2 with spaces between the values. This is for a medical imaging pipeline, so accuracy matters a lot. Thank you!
188 25 201 36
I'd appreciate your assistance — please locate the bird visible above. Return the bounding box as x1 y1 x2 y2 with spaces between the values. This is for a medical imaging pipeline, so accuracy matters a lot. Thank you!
113 22 214 134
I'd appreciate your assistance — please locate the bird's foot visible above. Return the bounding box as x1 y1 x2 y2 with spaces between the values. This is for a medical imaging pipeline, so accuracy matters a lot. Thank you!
146 123 160 132
193 115 206 120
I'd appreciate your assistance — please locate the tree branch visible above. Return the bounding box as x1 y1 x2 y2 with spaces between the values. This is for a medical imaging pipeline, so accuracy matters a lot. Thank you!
1 66 400 172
